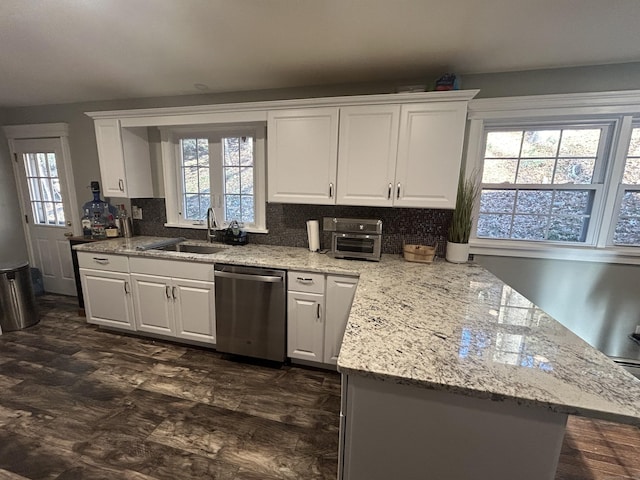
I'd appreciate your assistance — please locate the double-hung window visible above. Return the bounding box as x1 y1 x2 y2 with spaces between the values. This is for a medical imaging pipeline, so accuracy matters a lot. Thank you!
466 90 640 263
477 124 609 244
161 125 267 232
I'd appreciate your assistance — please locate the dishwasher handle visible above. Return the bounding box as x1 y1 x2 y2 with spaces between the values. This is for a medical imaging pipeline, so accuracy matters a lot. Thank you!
214 270 284 283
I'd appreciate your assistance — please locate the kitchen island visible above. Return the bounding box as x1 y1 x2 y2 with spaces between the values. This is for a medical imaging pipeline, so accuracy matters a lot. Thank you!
74 237 640 480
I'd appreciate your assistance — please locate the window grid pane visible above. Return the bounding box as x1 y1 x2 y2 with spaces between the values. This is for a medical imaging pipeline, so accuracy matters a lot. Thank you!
23 152 65 226
612 127 640 245
222 136 254 224
478 187 593 242
180 138 210 220
479 127 602 243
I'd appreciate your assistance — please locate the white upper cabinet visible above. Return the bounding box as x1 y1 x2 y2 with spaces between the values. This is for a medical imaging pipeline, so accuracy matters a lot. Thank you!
267 107 339 204
336 105 400 206
267 100 470 209
394 102 468 209
93 118 153 198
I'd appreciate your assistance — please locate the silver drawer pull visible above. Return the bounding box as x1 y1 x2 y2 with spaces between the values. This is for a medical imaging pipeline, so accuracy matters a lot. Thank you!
93 257 109 264
297 277 314 283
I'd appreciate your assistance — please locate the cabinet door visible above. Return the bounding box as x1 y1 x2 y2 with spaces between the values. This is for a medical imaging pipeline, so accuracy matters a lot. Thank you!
94 118 127 197
80 268 135 331
394 102 468 209
287 291 325 362
173 278 216 344
337 105 400 206
324 275 358 365
131 274 175 335
267 108 339 204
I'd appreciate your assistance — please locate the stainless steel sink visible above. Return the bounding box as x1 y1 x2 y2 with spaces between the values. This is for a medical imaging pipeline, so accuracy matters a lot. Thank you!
154 243 225 254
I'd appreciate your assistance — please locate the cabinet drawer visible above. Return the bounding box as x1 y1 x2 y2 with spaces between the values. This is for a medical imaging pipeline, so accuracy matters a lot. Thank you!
129 256 214 282
77 252 129 273
288 271 325 294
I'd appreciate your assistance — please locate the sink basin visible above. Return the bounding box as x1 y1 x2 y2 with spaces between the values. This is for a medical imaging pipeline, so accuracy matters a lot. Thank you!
154 243 225 254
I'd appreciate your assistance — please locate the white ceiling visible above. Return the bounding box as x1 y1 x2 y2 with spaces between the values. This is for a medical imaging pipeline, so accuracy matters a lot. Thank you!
2 0 640 108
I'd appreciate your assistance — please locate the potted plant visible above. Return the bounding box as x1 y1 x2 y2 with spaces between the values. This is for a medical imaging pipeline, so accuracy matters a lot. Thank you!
446 169 480 263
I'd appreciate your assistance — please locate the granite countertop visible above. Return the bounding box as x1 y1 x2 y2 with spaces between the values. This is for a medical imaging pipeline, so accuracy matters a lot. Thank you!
74 236 640 425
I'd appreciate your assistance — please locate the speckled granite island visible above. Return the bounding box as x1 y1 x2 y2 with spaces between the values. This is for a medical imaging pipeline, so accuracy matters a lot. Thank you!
75 237 640 480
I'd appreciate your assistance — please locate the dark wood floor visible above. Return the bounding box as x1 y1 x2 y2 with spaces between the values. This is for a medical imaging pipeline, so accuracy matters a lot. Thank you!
0 294 638 479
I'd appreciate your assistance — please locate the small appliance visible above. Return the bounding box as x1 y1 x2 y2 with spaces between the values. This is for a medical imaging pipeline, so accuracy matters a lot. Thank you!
323 217 383 261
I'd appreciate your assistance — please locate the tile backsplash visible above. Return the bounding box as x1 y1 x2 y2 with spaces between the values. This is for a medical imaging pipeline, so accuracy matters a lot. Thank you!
132 198 452 257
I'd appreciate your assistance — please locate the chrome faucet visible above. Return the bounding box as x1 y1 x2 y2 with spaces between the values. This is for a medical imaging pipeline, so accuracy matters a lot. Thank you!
206 207 218 243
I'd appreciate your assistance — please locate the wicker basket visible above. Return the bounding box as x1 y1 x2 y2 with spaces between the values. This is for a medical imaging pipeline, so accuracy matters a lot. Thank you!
403 243 437 263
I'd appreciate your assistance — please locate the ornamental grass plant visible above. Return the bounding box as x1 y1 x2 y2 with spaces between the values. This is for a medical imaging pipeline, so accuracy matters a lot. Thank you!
447 169 480 244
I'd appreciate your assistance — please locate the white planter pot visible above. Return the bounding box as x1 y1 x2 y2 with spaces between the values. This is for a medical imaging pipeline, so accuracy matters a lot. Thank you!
446 241 470 263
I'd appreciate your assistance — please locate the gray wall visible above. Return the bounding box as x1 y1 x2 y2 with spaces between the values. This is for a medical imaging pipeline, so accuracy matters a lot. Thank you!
464 61 640 98
0 111 28 264
1 63 640 359
476 256 640 361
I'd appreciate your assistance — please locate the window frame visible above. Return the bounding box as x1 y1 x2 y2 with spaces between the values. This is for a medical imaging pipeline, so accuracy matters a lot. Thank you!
465 91 640 264
160 123 267 233
475 120 613 247
607 120 640 247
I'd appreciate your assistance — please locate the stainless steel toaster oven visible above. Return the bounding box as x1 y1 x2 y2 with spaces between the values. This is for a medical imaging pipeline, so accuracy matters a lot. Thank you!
323 217 383 261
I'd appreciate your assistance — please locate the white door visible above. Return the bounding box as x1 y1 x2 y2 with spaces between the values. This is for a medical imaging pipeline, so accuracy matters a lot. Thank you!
173 278 216 344
267 108 339 204
337 105 400 206
131 274 175 335
395 102 468 208
12 138 77 295
287 291 325 361
80 269 135 331
324 275 358 365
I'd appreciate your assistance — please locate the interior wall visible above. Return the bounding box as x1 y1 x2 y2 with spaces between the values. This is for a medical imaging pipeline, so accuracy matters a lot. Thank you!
0 110 29 264
463 61 640 98
476 256 640 361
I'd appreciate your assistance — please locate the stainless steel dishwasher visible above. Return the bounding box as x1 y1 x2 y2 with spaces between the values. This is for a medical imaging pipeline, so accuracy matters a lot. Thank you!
214 263 287 362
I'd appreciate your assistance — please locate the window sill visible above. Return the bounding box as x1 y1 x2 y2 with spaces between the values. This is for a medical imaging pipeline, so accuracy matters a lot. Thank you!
163 222 269 234
470 239 640 265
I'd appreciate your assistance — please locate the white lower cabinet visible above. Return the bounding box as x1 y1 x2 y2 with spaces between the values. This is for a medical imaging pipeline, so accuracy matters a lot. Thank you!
129 257 216 345
130 274 175 335
287 271 358 365
288 290 325 361
80 269 135 331
79 252 135 331
324 275 358 365
130 274 216 343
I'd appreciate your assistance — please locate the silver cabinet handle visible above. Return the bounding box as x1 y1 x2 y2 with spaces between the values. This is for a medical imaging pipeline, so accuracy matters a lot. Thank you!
165 285 171 299
124 281 130 294
93 257 109 264
317 303 321 319
397 183 401 199
118 179 124 191
172 286 177 300
388 183 392 199
329 182 333 198
297 277 313 283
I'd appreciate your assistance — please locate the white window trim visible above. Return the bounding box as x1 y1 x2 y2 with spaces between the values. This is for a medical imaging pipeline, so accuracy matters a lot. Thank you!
465 90 640 264
160 123 267 234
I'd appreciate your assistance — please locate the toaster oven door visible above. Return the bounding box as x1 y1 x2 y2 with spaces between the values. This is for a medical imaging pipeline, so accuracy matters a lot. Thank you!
333 233 381 260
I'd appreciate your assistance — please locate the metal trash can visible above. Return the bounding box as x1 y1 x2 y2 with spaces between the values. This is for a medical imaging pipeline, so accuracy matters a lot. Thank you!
0 261 39 333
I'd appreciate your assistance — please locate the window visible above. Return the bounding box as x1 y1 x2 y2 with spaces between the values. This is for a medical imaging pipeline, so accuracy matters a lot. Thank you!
613 126 640 246
23 152 66 226
466 90 640 263
477 125 608 244
161 125 266 232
